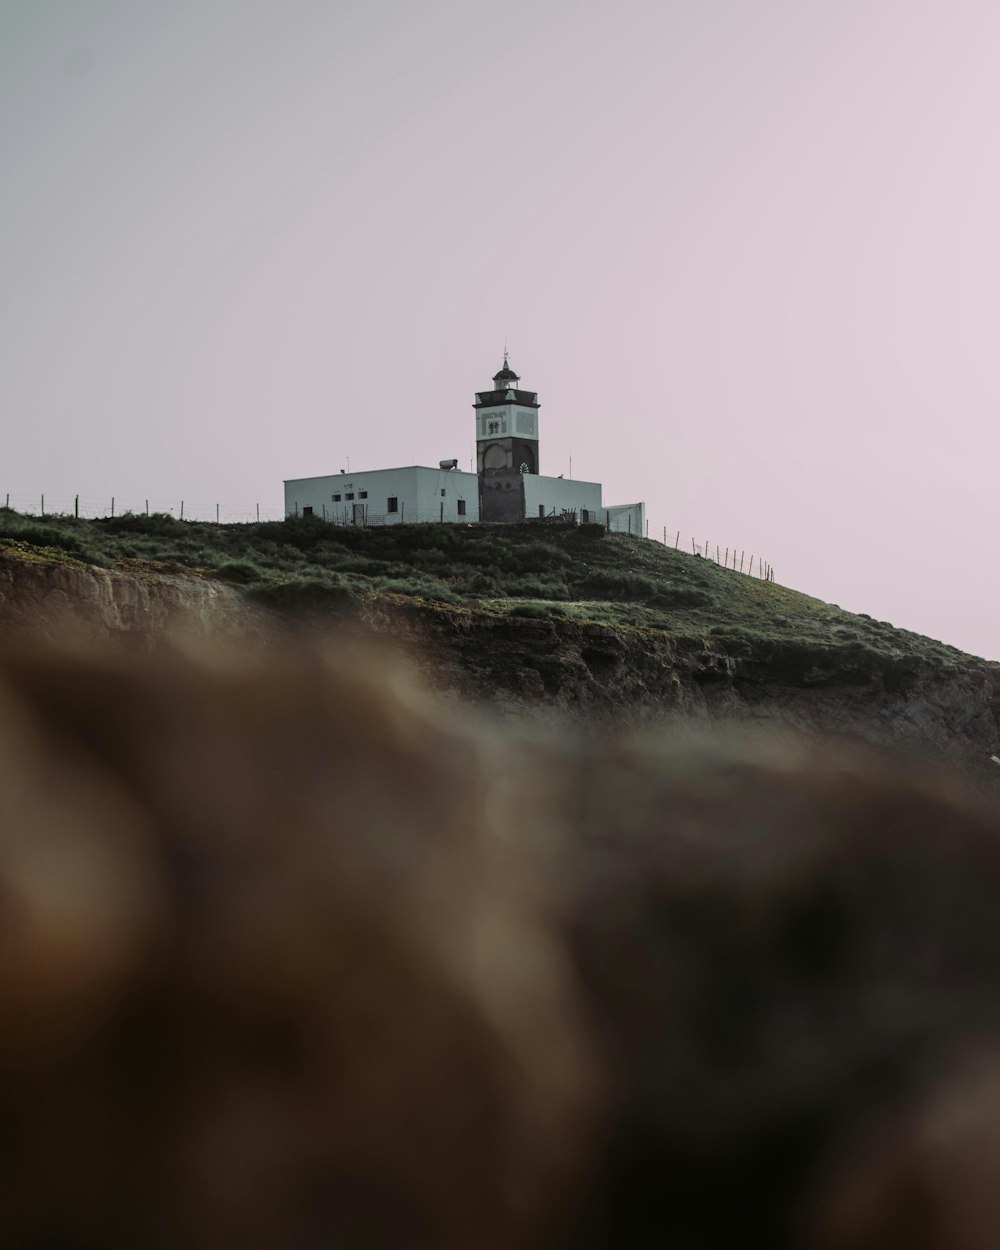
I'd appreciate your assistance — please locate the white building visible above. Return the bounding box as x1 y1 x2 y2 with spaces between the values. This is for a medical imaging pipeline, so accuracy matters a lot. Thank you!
285 465 479 526
284 356 645 533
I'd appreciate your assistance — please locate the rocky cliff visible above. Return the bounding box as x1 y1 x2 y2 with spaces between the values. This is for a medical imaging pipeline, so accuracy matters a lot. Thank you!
3 546 999 796
0 548 248 642
379 599 1000 791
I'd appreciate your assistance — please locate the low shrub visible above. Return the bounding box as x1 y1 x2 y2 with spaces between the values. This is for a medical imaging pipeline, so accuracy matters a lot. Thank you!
98 512 187 537
377 575 460 603
156 549 211 568
578 570 659 601
505 602 557 619
248 578 358 613
0 523 99 563
214 560 264 585
252 516 336 551
647 585 714 609
509 541 573 574
709 624 763 641
499 574 570 600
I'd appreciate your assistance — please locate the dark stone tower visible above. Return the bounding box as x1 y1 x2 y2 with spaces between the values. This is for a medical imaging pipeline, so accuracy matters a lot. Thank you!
475 354 540 522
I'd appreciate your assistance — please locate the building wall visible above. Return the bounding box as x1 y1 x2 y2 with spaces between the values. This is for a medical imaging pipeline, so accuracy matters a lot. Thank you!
284 468 641 533
477 437 539 476
284 467 479 524
413 467 479 522
479 471 526 522
523 475 603 521
602 501 646 535
475 404 539 441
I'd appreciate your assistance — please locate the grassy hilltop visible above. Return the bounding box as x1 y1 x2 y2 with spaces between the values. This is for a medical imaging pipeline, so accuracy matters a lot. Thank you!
0 507 978 669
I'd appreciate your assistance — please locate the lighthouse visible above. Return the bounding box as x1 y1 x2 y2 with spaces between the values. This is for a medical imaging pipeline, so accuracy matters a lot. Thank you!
474 353 541 521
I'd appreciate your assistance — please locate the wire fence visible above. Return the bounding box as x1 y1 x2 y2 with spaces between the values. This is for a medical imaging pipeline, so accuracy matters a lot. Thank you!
1 492 774 581
292 503 645 534
654 527 775 581
0 492 285 524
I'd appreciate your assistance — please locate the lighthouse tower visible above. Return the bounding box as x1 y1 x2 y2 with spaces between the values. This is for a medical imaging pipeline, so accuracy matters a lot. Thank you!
474 353 540 521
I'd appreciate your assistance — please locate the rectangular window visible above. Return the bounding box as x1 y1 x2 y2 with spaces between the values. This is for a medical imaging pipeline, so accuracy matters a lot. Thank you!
387 497 398 513
457 499 466 516
441 488 446 497
303 506 314 518
581 509 590 523
332 494 341 502
346 493 355 500
359 491 368 499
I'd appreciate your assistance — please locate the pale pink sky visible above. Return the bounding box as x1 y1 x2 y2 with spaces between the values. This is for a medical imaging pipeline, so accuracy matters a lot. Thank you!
4 1 1000 657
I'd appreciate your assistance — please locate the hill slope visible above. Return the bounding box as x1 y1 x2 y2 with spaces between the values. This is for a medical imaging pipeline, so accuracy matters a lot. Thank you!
0 508 970 658
1 509 998 792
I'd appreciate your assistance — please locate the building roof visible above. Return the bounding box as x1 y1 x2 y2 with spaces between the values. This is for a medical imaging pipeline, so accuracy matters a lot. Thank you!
492 351 520 383
473 389 540 409
284 465 478 484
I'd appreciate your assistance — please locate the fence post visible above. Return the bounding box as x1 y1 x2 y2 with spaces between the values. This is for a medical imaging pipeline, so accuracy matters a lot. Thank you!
256 503 260 522
740 551 744 573
216 503 219 523
41 494 44 517
675 530 680 548
111 497 115 518
75 495 79 519
628 514 632 533
180 501 185 520
691 538 695 553
145 499 149 516
725 547 729 568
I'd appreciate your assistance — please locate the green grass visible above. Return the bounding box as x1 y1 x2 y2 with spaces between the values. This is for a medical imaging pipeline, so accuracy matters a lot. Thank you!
0 508 984 666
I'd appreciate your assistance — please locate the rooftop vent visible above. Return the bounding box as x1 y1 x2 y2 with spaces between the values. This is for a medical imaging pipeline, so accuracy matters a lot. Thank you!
439 459 458 470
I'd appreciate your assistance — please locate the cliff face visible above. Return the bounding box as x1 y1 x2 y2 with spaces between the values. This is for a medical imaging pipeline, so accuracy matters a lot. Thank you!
0 551 248 643
381 603 1000 791
3 550 999 794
